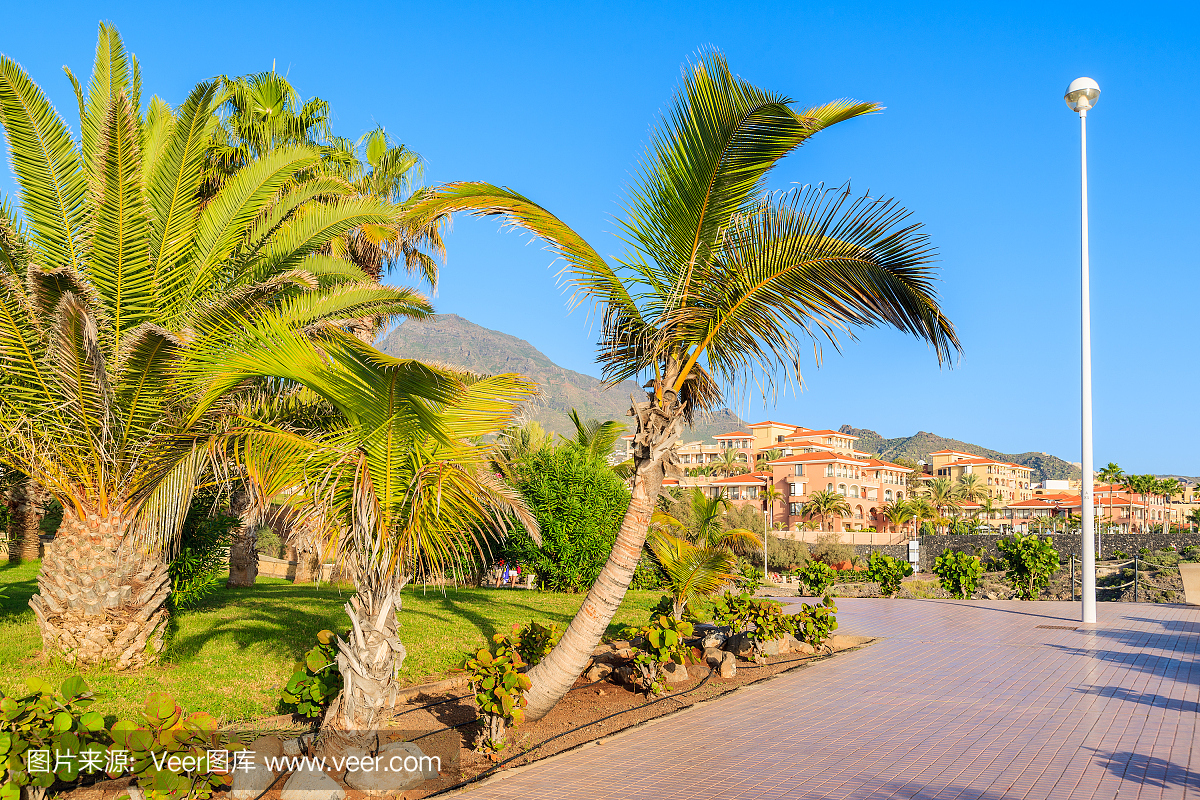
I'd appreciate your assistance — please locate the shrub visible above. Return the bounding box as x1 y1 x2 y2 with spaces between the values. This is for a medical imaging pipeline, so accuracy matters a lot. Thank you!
798 560 836 596
626 616 695 695
280 630 342 719
794 598 838 648
997 533 1060 600
501 446 630 592
254 527 284 560
461 636 532 755
169 502 239 610
867 551 913 597
1181 546 1200 562
934 550 984 599
509 621 561 668
766 535 809 572
810 531 854 566
733 560 763 591
631 551 666 590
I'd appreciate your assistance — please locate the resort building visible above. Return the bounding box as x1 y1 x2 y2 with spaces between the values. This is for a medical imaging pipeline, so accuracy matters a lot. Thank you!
924 450 1034 502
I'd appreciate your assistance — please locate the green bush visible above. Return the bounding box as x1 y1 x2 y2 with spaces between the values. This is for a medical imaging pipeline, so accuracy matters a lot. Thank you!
254 527 284 560
624 616 695 695
794 598 838 648
934 550 984 599
169 505 239 610
631 551 666 590
501 446 630 592
798 560 836 596
507 621 561 668
280 631 342 719
997 533 1060 600
461 635 531 753
766 535 809 572
867 551 913 597
810 531 854 566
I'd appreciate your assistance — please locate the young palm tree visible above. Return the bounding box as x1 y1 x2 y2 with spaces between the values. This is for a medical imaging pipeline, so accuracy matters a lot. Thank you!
802 490 852 532
881 500 914 536
645 528 737 621
910 497 935 536
761 482 783 531
563 408 627 460
755 448 784 470
655 487 763 555
957 472 986 505
0 27 425 667
975 497 999 530
414 51 959 719
713 447 746 477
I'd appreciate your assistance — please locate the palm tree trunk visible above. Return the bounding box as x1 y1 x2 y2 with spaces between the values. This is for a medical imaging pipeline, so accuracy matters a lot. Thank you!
523 394 682 721
6 479 50 564
28 506 171 669
318 583 407 757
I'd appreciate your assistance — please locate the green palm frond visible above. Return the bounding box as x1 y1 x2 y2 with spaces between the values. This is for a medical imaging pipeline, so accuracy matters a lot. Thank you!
646 528 737 618
80 22 133 171
0 55 88 272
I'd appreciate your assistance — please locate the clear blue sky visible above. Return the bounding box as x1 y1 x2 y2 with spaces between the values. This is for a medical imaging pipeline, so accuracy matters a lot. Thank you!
4 1 1198 475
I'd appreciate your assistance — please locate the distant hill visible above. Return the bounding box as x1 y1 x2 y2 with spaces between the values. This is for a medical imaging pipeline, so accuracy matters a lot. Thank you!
840 425 1082 484
376 315 747 441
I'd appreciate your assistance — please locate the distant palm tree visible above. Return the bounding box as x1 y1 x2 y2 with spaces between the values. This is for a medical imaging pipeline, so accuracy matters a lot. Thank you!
1097 462 1124 534
564 408 627 461
756 448 784 470
1124 474 1154 531
1187 507 1200 533
957 472 986 505
921 478 962 533
881 500 914 536
975 497 1000 531
910 497 936 536
761 483 784 532
655 488 762 555
803 490 851 532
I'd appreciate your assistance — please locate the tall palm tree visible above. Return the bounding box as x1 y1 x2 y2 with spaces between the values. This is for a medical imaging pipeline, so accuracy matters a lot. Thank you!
1123 475 1153 532
761 482 783 532
957 472 986 505
1097 462 1123 535
414 51 959 720
802 490 852 532
0 26 425 667
910 497 935 536
921 478 962 533
881 500 914 536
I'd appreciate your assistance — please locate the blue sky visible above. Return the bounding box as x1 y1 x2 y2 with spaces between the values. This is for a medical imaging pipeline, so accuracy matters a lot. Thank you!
4 1 1198 474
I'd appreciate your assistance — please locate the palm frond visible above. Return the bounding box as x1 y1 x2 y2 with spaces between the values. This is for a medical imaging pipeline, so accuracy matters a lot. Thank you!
80 22 132 171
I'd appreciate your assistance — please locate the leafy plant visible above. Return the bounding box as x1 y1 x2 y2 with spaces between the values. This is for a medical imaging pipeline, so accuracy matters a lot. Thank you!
798 560 837 596
631 551 666 589
934 550 984 599
997 533 1060 600
627 616 694 695
794 598 839 649
0 676 108 800
1181 546 1199 562
867 551 914 597
254 528 284 560
766 535 809 572
280 631 342 719
461 635 532 755
508 622 561 668
168 506 239 611
734 560 764 591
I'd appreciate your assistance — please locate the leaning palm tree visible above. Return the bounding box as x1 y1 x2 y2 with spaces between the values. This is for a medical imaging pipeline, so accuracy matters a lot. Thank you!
414 51 959 720
0 26 426 667
802 490 852 532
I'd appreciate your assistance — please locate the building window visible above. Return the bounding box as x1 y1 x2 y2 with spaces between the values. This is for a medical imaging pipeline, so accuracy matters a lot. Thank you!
885 490 893 502
838 484 847 496
790 502 803 516
850 485 859 498
827 483 834 492
794 465 805 477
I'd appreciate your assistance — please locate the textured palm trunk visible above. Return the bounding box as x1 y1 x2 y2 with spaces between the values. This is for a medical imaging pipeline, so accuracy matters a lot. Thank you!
523 393 683 721
318 585 407 757
29 507 171 669
6 479 49 563
226 486 259 588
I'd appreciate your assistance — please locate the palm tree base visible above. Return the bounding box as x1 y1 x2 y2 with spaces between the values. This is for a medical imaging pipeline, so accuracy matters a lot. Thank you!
29 517 171 669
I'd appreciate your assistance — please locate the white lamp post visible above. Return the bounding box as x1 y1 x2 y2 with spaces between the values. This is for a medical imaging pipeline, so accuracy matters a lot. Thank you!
1065 77 1100 624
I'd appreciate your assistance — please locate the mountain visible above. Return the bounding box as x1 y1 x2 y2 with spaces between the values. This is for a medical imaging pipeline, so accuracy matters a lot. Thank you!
376 315 747 442
840 425 1081 484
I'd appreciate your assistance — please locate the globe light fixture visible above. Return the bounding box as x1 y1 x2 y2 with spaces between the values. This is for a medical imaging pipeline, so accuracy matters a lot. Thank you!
1066 77 1100 625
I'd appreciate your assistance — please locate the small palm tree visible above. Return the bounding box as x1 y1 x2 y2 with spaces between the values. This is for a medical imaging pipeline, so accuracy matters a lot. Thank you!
1097 462 1124 531
762 482 783 532
957 472 986 504
921 478 962 533
802 490 852 532
756 448 784 470
415 51 959 720
910 497 935 536
881 500 914 536
563 408 627 461
656 488 762 555
713 448 746 477
645 528 737 620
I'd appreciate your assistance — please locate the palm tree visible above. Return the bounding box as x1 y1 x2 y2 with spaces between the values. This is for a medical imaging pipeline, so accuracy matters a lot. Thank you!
414 51 959 720
0 26 425 667
1097 462 1123 536
713 447 746 477
1187 507 1200 533
4 475 50 563
975 497 1000 531
802 490 852 532
564 408 627 460
756 448 784 470
645 528 737 621
224 360 538 753
655 488 762 555
761 482 783 532
910 497 935 536
921 478 962 533
880 500 914 536
957 472 986 505
1123 475 1153 532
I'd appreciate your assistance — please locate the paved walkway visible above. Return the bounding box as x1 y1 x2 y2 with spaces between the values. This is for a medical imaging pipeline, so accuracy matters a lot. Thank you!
462 599 1200 799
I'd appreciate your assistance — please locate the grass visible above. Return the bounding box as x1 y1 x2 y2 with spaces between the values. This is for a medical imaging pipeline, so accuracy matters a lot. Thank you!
0 559 664 723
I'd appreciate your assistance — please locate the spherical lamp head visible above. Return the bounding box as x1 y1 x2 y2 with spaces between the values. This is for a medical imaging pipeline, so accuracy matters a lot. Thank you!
1065 77 1101 112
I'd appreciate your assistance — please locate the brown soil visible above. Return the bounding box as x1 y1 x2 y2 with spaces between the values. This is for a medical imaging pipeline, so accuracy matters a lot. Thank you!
56 636 874 800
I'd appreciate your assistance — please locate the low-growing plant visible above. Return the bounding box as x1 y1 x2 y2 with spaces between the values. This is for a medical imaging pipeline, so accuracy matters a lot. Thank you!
997 533 1060 600
631 551 666 590
810 531 854 567
868 551 913 597
1181 546 1200 562
168 508 239 610
627 615 694 695
798 560 836 596
734 560 763 591
766 535 810 572
934 550 984 599
794 598 838 649
280 630 342 719
461 636 532 756
510 621 561 667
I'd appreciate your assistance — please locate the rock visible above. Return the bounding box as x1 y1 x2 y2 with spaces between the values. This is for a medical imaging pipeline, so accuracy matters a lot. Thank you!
282 736 306 757
662 661 688 683
280 768 344 800
718 650 737 678
723 633 755 658
761 637 792 657
703 646 724 668
585 662 613 683
701 632 727 649
592 648 634 664
248 735 285 764
379 741 440 780
612 664 636 686
792 640 815 655
985 592 998 600
232 760 276 800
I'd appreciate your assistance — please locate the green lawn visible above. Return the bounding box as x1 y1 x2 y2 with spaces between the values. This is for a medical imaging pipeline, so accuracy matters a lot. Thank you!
0 559 663 723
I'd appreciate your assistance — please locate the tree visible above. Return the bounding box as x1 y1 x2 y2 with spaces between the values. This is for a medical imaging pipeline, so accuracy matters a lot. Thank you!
563 408 627 461
501 444 631 592
655 488 762 555
0 26 425 667
909 497 935 536
414 51 959 720
713 447 747 477
1123 474 1155 531
880 500 914 536
5 476 50 563
802 490 852 532
645 528 737 620
957 472 986 505
756 448 783 470
1097 462 1123 532
921 478 962 533
761 482 783 532
975 497 1000 530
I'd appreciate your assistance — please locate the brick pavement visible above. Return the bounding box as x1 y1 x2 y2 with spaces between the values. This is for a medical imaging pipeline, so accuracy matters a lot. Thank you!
457 599 1200 799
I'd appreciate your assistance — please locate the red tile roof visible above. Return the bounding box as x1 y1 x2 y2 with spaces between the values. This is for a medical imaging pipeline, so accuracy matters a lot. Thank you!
713 431 752 439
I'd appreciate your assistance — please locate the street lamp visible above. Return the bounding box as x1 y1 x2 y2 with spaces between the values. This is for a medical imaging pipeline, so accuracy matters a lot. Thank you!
1065 77 1099 624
